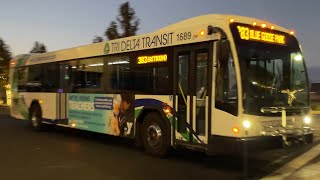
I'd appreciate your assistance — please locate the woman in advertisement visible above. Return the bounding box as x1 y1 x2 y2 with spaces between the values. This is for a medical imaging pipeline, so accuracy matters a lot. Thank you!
111 94 135 137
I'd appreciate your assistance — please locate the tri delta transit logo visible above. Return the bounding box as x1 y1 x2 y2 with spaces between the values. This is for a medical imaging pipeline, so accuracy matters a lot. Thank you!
104 43 110 55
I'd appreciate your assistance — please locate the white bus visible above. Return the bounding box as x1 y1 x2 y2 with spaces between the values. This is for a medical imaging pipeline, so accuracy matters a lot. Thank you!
9 14 313 156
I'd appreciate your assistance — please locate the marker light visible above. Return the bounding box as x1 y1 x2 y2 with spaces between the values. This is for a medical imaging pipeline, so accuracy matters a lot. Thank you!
303 116 311 124
261 23 267 28
271 25 275 30
10 62 15 65
290 31 295 35
252 22 257 26
232 127 239 134
71 123 76 127
243 120 251 129
200 30 206 36
164 107 171 114
229 18 235 23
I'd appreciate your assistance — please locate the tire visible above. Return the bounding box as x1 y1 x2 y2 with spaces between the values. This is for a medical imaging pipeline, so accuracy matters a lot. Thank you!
141 112 170 157
29 104 45 131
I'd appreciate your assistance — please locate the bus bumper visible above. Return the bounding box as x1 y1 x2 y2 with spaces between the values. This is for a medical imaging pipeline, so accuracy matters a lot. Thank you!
207 133 313 155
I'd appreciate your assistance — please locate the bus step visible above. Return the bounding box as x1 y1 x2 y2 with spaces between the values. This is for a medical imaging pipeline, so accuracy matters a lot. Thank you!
175 142 207 152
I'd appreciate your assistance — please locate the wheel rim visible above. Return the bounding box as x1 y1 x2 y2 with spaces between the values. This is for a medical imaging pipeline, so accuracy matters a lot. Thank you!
146 123 162 147
31 112 38 127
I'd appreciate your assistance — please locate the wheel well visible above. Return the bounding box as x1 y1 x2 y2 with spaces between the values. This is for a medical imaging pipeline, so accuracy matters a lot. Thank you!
29 100 42 117
135 108 171 146
30 100 40 110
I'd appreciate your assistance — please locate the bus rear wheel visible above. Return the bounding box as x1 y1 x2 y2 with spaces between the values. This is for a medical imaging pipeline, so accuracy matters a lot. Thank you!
141 113 169 157
29 104 45 131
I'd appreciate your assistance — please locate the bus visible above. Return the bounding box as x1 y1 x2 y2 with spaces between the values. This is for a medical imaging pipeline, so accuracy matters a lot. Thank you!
9 14 313 156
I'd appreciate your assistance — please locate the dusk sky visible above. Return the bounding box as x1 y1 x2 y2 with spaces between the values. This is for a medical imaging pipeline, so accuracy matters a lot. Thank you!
1 0 320 79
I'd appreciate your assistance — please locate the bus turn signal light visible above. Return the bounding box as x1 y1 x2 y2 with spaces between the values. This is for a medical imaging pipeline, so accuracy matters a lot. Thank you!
200 30 205 36
232 127 239 134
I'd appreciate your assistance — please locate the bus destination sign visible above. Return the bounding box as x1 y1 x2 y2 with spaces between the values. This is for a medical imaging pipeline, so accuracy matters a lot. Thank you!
237 25 286 45
137 54 167 64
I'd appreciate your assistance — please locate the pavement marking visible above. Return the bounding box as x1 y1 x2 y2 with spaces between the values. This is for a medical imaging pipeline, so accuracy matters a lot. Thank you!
262 143 320 180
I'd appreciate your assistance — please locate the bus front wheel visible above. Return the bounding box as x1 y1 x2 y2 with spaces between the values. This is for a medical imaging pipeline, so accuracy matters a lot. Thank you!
29 105 45 131
141 113 169 157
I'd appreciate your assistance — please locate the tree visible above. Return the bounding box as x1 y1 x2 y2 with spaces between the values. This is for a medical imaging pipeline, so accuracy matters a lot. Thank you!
0 38 11 104
105 2 140 40
92 36 104 43
30 41 47 53
0 38 11 77
105 21 120 40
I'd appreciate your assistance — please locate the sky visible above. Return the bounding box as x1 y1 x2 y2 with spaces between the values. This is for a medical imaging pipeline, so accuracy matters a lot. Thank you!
0 0 320 79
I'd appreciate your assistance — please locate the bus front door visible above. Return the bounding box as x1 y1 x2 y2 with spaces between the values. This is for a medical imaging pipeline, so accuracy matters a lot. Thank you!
174 43 212 145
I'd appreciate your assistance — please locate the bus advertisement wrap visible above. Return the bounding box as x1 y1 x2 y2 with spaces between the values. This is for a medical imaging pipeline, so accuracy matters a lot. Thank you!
68 93 135 137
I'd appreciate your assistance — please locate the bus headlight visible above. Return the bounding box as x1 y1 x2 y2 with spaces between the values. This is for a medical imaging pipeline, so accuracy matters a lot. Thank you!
243 120 251 129
303 116 311 125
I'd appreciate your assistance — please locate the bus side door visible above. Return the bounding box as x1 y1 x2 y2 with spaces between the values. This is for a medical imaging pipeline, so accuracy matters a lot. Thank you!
173 42 213 145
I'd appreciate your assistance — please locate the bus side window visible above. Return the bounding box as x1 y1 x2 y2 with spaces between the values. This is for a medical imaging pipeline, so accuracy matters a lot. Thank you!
215 40 238 116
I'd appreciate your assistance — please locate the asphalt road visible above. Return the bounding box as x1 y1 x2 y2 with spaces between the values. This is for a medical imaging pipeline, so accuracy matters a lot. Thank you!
0 113 319 180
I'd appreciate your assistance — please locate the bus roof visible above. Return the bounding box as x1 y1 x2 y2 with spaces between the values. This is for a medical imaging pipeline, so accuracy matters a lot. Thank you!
11 14 292 67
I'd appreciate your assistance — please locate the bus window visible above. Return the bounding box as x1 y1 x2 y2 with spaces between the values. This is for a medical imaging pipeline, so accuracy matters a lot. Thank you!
17 67 28 92
66 58 104 93
196 50 208 135
26 64 43 92
105 55 131 93
215 41 238 115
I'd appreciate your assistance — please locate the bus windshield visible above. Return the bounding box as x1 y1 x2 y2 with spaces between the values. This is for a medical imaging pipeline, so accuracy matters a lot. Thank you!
231 23 309 116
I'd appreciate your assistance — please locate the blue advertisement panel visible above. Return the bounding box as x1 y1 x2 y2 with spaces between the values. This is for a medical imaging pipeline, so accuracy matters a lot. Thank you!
68 94 135 137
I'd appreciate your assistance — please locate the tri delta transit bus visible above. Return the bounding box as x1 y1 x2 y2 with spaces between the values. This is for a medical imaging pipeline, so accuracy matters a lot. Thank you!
10 14 313 156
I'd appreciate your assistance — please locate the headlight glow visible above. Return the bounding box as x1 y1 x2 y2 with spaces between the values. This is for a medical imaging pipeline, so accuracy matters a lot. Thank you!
304 116 311 124
243 120 251 129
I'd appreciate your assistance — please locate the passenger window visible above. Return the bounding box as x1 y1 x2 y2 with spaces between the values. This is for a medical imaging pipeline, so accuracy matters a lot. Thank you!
66 58 104 93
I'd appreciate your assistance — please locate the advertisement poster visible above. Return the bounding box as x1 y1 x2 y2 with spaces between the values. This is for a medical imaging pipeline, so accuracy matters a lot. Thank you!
68 93 135 138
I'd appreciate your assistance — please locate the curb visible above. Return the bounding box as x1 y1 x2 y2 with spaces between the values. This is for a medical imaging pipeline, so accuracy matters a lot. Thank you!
262 142 320 179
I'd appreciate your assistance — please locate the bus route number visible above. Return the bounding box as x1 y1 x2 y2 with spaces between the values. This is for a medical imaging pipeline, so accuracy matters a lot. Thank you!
177 32 192 41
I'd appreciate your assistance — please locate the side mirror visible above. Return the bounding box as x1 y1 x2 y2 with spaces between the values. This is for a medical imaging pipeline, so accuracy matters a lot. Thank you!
217 40 231 63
